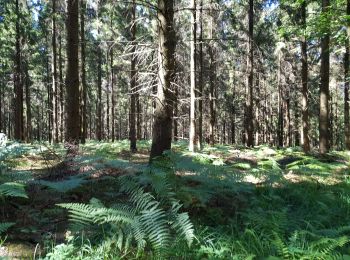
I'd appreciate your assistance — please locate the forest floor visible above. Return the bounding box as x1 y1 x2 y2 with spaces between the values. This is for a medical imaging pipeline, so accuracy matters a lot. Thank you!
1 140 350 259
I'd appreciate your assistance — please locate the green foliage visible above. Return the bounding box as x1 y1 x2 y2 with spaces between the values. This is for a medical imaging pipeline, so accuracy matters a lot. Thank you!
0 222 14 235
3 142 350 259
37 175 88 193
57 165 194 258
0 182 27 198
0 182 27 235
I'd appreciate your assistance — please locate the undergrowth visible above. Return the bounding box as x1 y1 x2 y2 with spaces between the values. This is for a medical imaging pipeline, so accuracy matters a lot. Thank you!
2 141 350 259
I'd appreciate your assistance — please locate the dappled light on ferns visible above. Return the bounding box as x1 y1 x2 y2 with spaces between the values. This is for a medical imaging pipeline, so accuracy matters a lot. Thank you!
58 165 194 257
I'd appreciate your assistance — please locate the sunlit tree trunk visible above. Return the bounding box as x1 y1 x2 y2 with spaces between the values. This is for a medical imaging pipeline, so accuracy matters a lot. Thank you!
208 10 215 146
14 0 24 141
173 71 178 141
277 52 283 147
96 46 102 141
189 0 197 152
137 96 142 140
197 0 203 149
149 0 176 161
130 0 137 152
345 0 350 150
208 47 215 146
59 34 64 142
24 65 31 142
51 0 58 143
319 0 330 154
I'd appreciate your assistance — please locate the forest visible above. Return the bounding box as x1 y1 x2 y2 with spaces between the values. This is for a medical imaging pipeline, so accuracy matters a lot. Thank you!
1 0 350 258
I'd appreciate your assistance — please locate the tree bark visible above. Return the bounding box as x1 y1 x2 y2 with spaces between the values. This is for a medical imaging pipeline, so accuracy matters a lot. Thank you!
149 0 176 161
14 0 24 141
189 0 197 152
24 64 31 142
345 0 350 150
208 47 215 146
96 45 102 141
319 0 330 154
111 49 115 142
173 76 178 141
80 0 87 144
106 50 110 140
52 0 58 143
208 9 215 146
277 52 283 147
301 1 310 152
130 0 137 152
245 0 254 147
65 0 80 155
59 33 64 142
197 0 203 149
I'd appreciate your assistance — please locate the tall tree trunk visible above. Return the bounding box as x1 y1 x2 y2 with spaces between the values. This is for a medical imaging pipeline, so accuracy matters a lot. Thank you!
137 95 141 139
46 37 52 143
14 0 24 141
173 78 178 141
208 10 215 146
80 0 87 144
245 0 254 147
197 0 203 149
59 34 64 142
301 1 310 152
319 0 330 154
111 49 115 142
208 47 215 146
230 67 236 144
294 82 300 146
130 0 137 152
345 0 350 150
106 50 110 140
65 0 80 155
96 46 102 141
285 93 291 146
255 73 260 146
52 0 58 143
277 52 283 147
189 0 197 152
24 65 31 142
149 0 176 161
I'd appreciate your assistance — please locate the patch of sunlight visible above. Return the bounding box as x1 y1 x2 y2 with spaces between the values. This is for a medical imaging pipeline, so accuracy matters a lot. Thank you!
243 174 266 184
232 162 252 170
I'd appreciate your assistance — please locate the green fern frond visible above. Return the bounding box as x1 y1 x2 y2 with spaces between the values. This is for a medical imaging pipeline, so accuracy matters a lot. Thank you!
172 212 194 246
38 175 87 193
0 222 14 234
272 232 291 259
311 236 350 256
58 201 134 226
0 182 27 198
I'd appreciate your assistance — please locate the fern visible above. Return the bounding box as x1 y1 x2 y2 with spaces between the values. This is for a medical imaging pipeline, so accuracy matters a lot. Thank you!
271 230 350 259
59 168 194 257
0 182 27 198
0 222 14 234
37 175 88 193
0 182 27 236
